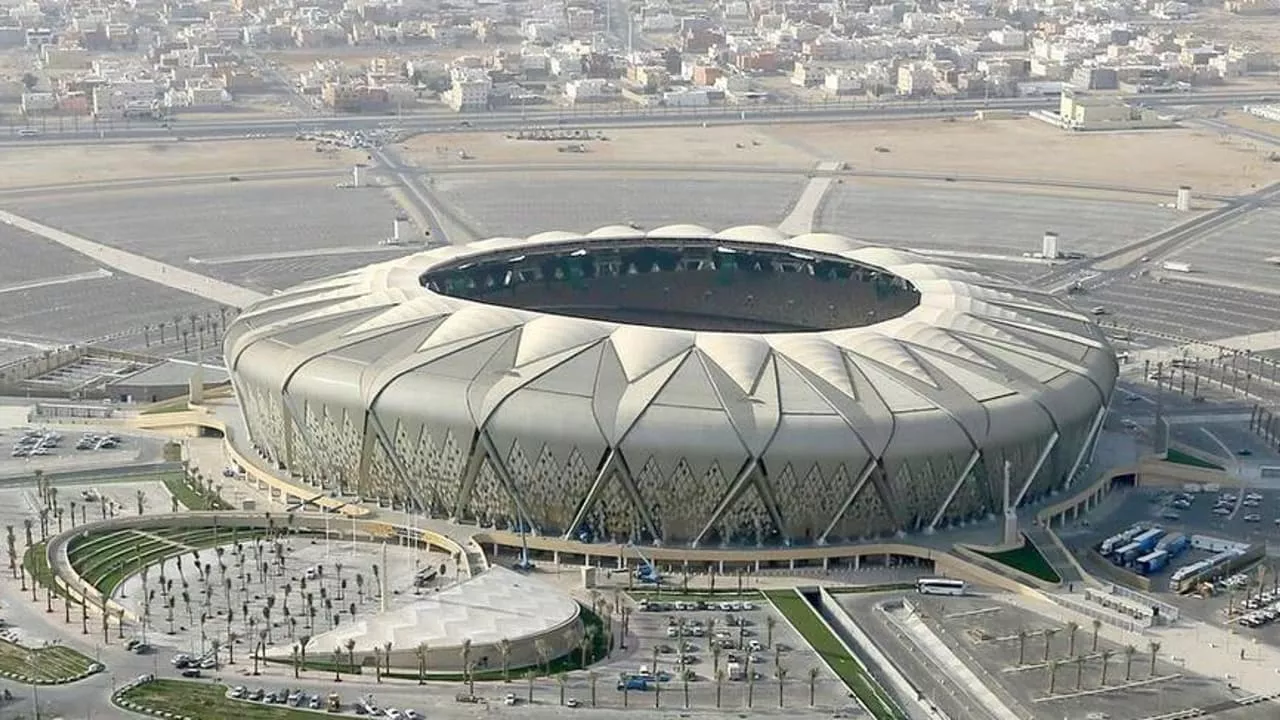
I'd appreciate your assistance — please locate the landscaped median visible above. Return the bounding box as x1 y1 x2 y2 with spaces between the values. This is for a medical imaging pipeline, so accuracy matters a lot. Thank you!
114 677 318 720
0 638 101 684
764 589 908 720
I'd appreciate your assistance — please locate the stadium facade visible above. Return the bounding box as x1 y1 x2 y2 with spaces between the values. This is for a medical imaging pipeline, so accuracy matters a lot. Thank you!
225 225 1117 548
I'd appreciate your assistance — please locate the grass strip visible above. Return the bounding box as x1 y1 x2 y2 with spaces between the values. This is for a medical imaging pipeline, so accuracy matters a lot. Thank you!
1164 448 1225 470
118 679 319 719
765 590 907 720
0 639 95 682
975 534 1062 584
162 473 232 511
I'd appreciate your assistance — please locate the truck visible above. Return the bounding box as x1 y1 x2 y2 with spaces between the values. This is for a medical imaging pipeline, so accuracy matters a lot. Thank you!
1136 550 1169 575
1157 533 1190 559
727 662 745 681
1161 261 1192 273
1132 527 1165 554
1114 542 1144 565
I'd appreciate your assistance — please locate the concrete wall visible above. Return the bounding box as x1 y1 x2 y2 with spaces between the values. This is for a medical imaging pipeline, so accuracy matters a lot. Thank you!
818 588 945 720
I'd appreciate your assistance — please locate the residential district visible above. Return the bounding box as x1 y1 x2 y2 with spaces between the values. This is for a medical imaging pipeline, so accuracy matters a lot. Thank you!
0 0 1278 123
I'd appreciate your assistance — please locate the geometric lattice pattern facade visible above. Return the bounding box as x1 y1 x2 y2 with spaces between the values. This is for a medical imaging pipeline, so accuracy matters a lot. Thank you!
226 225 1117 548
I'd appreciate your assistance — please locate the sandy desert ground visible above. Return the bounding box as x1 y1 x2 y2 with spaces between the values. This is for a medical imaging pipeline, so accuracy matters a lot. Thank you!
0 139 362 189
402 117 1278 196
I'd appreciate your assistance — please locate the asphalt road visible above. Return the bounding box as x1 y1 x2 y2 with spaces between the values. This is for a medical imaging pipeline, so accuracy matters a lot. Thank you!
3 91 1278 146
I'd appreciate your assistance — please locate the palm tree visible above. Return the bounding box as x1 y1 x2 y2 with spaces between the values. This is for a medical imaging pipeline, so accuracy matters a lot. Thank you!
136 489 146 516
1100 649 1115 685
1074 654 1086 691
715 668 725 708
766 615 777 647
1047 659 1061 695
373 647 383 683
293 645 301 679
344 638 356 675
415 642 428 685
499 638 512 682
578 626 594 667
746 658 756 708
588 670 598 707
1017 628 1028 665
776 664 787 708
525 669 535 703
1042 628 1058 663
1123 644 1136 682
22 519 32 549
534 638 550 675
1148 640 1161 677
1065 621 1079 656
682 667 690 708
557 672 567 705
383 641 392 678
808 667 819 706
460 638 472 684
332 648 343 682
1091 618 1102 652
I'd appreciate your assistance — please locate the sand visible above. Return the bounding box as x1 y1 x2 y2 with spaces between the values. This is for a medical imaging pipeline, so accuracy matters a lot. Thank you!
399 125 816 169
397 117 1279 196
765 117 1280 196
0 139 363 189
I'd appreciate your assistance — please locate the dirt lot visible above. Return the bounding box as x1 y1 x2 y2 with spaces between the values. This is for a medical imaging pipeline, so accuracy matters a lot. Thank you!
399 125 816 169
0 139 362 189
766 117 1280 195
401 118 1278 195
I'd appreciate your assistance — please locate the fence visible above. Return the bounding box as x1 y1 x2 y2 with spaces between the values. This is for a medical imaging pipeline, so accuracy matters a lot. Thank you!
1107 583 1180 623
1049 593 1150 635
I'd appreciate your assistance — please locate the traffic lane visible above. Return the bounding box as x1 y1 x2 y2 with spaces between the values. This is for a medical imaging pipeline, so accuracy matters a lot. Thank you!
837 592 1001 720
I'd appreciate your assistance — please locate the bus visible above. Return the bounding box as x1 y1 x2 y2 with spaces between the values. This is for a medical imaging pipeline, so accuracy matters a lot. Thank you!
916 578 966 596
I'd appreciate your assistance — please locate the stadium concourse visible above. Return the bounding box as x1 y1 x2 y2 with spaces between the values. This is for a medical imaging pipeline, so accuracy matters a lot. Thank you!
224 224 1117 552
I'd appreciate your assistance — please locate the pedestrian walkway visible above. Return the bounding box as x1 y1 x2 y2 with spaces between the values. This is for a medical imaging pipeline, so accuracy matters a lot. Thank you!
1024 524 1083 586
0 210 265 308
778 160 843 235
1002 590 1280 698
886 602 1023 720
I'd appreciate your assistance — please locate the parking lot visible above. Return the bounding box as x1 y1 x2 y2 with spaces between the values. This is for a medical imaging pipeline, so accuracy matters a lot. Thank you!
1082 277 1280 346
6 178 403 292
432 173 806 238
889 593 1247 720
1166 207 1280 290
585 592 850 712
819 183 1179 256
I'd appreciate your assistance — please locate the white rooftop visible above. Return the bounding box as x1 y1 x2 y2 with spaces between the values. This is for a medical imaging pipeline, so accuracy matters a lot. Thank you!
271 566 579 655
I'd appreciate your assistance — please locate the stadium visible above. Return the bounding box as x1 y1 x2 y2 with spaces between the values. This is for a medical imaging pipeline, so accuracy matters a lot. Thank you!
225 224 1117 549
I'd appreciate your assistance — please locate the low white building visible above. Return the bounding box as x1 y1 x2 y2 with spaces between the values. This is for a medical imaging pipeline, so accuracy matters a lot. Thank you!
92 81 160 118
565 78 610 104
445 67 491 112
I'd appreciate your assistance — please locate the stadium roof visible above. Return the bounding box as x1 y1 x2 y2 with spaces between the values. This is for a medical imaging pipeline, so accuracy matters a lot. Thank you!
228 226 1115 457
267 566 579 656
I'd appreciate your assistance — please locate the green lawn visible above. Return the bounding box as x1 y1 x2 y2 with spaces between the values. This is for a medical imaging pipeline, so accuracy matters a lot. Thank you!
976 535 1062 584
67 527 271 596
0 638 96 682
22 542 76 603
163 473 232 510
1164 448 1225 471
118 680 319 719
765 590 907 720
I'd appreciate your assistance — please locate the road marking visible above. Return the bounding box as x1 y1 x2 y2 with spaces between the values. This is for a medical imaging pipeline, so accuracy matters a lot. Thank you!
0 268 113 295
189 245 414 266
0 210 265 309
